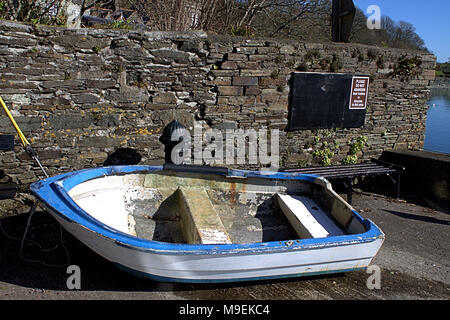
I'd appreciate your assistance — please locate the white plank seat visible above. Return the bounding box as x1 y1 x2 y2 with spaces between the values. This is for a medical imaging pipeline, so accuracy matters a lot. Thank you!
276 193 345 239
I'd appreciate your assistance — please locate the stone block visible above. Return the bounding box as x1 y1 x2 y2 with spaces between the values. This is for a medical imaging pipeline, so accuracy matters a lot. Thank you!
206 77 232 86
217 86 243 96
41 80 84 90
242 39 266 47
95 114 121 127
279 45 295 55
257 47 279 54
86 79 117 89
221 61 238 70
38 149 63 160
0 116 41 133
209 69 238 77
267 102 288 111
234 47 256 55
248 55 271 61
240 69 273 77
72 93 101 104
49 115 93 130
152 49 192 64
51 34 110 50
258 77 286 86
153 92 178 104
422 70 436 81
226 53 248 61
78 136 123 148
0 35 38 47
232 77 258 86
244 87 261 96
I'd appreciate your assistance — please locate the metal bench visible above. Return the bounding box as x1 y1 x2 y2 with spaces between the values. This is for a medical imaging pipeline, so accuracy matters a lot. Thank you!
0 134 18 200
281 158 405 204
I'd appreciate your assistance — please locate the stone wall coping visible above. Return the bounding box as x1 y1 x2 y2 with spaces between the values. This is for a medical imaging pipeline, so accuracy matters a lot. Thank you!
0 20 435 61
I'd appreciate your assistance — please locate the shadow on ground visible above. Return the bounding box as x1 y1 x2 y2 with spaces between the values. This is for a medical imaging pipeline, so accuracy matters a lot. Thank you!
354 175 450 214
383 209 450 226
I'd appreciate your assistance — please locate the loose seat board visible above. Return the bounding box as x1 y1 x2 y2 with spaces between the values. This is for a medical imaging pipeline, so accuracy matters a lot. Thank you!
276 194 345 239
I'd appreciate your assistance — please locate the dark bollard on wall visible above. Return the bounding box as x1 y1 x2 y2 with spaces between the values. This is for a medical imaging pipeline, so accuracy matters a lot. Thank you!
159 120 187 165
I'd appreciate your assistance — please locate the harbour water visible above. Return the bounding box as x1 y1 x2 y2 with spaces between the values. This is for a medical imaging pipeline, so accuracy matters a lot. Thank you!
424 84 450 155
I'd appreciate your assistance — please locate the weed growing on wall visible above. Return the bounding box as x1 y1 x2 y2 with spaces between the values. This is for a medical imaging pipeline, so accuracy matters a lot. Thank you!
343 136 368 165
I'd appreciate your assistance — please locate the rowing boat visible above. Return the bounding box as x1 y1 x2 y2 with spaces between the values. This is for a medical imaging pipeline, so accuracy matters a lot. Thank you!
30 164 384 283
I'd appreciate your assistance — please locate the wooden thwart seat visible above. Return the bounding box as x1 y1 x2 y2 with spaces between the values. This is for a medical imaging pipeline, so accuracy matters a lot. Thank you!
178 187 232 245
276 193 345 239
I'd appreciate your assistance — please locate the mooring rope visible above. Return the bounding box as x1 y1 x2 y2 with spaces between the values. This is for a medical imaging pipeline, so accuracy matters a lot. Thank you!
19 201 70 267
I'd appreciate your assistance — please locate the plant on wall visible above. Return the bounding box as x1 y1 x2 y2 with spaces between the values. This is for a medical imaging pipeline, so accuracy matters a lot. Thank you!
329 54 342 72
313 148 334 166
390 54 422 81
311 131 340 166
230 24 254 37
342 136 368 165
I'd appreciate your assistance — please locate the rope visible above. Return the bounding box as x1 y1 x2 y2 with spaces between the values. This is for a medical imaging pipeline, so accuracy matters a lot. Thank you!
0 202 70 268
19 201 70 268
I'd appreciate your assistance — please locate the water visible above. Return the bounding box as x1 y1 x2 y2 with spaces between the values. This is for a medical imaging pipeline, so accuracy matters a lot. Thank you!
424 85 450 155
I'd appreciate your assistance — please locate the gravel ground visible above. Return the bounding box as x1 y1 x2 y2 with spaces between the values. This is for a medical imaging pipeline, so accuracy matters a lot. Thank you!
0 191 448 301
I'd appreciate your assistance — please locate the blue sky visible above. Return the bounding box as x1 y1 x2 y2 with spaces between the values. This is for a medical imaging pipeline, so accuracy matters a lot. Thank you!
353 0 450 62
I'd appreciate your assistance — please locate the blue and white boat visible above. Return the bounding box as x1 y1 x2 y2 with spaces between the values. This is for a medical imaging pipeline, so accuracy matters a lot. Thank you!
30 164 384 283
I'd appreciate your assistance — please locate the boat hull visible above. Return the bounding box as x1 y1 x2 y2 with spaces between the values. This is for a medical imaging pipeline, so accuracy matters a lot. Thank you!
31 165 384 283
44 205 381 283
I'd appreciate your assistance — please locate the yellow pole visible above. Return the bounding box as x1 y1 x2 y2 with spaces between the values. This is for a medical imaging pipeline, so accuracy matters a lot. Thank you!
0 95 29 147
0 95 48 178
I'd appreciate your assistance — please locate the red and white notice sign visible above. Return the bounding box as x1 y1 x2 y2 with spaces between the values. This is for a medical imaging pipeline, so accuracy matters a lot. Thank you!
349 76 370 109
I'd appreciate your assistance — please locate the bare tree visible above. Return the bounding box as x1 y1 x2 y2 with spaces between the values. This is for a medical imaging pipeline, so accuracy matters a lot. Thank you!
234 0 327 29
124 0 219 31
391 21 426 50
247 0 330 40
348 9 427 51
123 0 327 36
1 0 66 24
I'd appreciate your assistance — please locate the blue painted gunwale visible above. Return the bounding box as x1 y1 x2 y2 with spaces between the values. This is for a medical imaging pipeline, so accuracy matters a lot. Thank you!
30 165 384 256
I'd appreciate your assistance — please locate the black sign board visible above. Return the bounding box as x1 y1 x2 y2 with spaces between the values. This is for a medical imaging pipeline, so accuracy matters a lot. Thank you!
288 72 369 131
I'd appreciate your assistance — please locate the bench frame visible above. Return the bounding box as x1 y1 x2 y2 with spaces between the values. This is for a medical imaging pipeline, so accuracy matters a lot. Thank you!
282 158 405 204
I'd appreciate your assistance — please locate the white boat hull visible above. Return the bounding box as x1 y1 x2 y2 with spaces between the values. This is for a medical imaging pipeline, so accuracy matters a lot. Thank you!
48 207 382 282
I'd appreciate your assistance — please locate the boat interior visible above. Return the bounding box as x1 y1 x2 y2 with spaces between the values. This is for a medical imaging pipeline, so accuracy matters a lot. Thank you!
67 170 367 245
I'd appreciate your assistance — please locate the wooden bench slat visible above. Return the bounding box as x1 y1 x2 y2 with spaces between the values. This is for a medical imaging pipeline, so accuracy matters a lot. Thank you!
280 159 404 204
284 162 380 171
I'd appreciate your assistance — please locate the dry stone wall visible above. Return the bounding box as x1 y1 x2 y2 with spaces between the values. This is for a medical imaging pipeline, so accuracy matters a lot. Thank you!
0 20 436 210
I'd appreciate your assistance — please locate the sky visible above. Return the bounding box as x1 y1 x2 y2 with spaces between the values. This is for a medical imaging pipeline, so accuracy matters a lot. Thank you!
353 0 450 62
